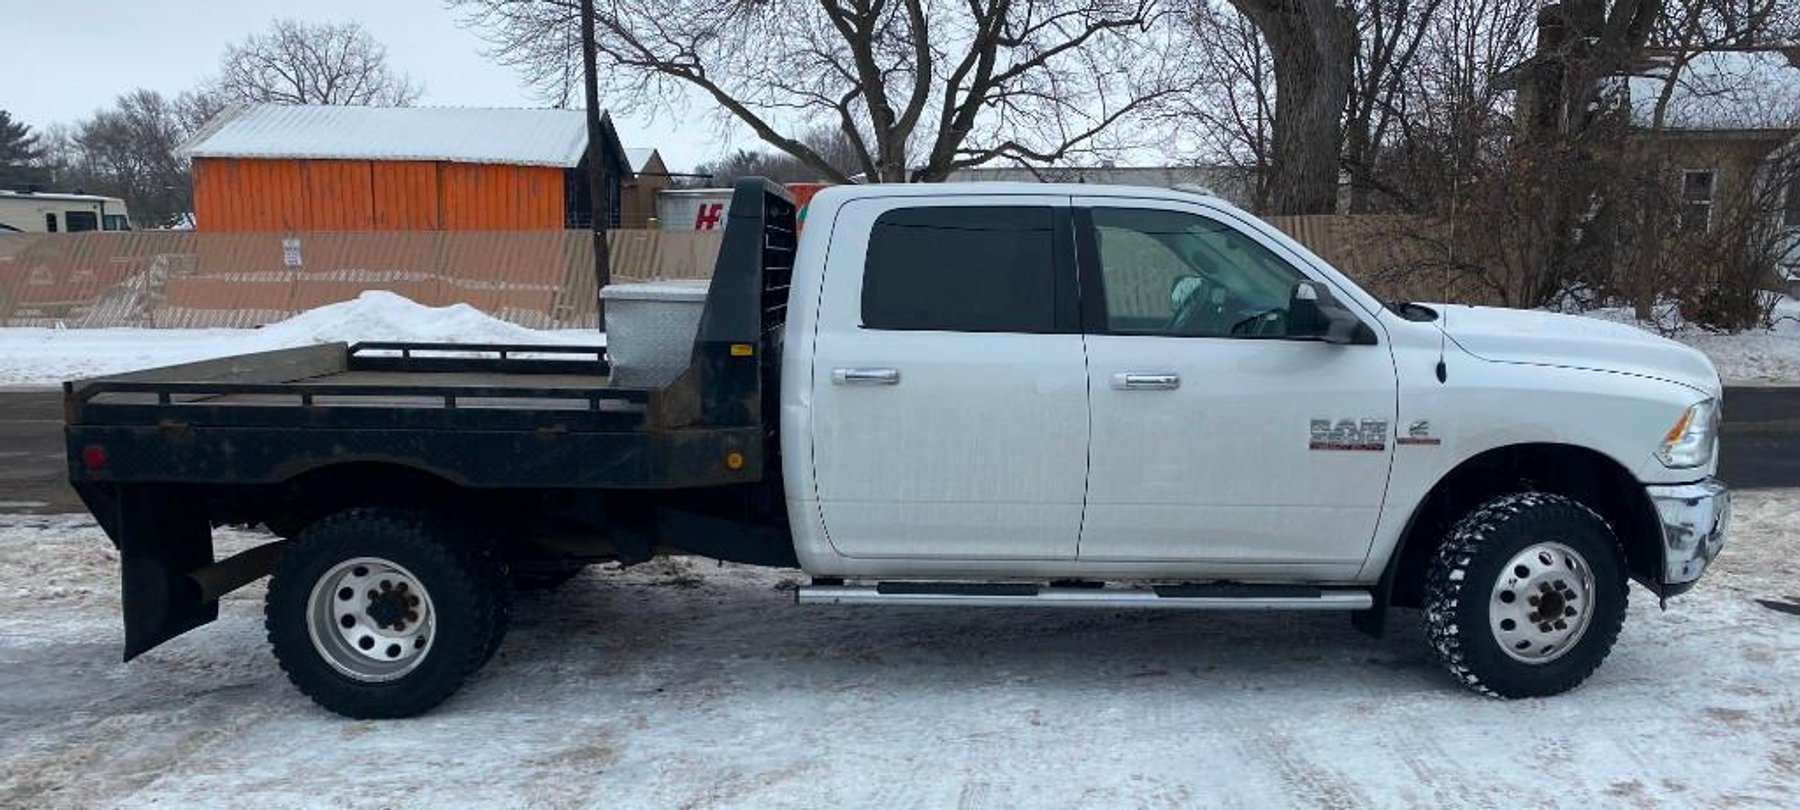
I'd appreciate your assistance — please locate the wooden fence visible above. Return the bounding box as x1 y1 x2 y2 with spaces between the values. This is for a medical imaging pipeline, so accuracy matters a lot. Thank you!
0 229 722 328
0 216 1474 329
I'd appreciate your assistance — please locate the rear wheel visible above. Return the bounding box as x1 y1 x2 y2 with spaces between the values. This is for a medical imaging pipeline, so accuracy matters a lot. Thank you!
265 508 505 718
1423 492 1628 698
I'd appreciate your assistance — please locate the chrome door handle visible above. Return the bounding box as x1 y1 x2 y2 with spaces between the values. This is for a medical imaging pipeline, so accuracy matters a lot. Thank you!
832 367 900 386
1111 372 1180 391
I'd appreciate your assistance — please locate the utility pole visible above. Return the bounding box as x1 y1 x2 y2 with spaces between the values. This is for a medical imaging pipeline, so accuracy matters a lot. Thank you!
580 0 610 331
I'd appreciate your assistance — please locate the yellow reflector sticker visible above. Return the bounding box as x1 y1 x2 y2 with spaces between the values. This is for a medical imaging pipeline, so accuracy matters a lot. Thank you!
726 452 745 470
730 343 754 357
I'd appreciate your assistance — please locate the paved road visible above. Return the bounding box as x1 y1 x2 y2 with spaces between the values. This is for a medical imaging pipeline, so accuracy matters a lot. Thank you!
1715 387 1800 489
0 390 76 514
2 386 1795 515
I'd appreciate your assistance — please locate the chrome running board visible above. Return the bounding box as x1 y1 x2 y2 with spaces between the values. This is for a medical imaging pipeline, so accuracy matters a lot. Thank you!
796 582 1373 611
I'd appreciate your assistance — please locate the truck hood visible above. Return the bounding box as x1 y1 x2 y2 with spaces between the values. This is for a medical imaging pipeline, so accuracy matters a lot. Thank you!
1430 304 1720 395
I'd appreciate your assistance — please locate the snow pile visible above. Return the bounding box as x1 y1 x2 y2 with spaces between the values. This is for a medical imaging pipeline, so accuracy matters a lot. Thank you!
2 493 1798 805
0 292 601 387
1575 296 1800 385
254 291 570 346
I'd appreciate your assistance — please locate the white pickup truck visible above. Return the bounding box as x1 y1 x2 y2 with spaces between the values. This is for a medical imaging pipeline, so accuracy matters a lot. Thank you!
66 179 1729 718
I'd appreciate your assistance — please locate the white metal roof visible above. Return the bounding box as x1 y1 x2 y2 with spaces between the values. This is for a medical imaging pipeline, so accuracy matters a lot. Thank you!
1628 51 1800 130
179 104 598 167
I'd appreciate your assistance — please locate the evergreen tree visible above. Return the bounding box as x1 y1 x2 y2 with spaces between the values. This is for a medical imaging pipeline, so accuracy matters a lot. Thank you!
0 110 47 188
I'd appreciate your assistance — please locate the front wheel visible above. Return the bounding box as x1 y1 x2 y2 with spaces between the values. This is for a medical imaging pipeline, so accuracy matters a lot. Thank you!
1423 492 1628 698
265 508 506 718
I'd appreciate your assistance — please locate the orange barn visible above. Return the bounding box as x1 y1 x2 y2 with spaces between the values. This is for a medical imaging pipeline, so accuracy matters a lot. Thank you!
179 105 638 232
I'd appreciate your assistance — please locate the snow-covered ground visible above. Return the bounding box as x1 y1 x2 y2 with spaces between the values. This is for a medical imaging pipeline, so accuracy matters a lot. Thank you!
0 292 601 387
2 492 1797 807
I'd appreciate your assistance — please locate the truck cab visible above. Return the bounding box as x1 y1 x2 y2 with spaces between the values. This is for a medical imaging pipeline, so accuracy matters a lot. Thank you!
66 179 1728 718
782 183 1724 591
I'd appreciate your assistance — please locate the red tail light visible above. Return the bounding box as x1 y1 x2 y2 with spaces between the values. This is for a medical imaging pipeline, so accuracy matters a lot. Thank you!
81 444 108 471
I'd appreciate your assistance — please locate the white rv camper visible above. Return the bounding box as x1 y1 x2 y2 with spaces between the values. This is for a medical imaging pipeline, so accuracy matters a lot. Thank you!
0 190 133 233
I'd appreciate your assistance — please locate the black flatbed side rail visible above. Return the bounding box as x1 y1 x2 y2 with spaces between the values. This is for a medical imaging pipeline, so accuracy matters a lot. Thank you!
69 380 651 432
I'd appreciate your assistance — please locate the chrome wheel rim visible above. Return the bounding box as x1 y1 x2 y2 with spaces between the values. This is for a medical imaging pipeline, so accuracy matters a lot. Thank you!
1489 542 1596 664
306 557 436 682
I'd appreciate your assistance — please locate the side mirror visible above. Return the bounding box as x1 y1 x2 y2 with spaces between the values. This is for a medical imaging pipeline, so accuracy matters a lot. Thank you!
1287 281 1376 345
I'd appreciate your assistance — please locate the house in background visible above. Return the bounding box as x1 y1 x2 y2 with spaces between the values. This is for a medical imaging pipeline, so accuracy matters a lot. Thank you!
178 105 654 231
1501 5 1800 235
1623 50 1800 235
1621 50 1800 294
620 148 669 228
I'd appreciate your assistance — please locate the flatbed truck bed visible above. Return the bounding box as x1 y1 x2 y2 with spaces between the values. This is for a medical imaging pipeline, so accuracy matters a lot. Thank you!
64 180 800 662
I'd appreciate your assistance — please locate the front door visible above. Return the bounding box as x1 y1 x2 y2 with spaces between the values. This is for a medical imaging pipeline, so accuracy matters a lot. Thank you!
1074 199 1399 571
809 196 1088 560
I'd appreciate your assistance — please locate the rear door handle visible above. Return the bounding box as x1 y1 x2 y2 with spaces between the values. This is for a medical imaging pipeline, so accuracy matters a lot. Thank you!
1111 372 1180 391
832 367 901 386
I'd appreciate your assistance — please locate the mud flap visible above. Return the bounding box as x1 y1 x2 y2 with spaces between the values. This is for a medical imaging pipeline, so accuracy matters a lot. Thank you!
95 485 218 660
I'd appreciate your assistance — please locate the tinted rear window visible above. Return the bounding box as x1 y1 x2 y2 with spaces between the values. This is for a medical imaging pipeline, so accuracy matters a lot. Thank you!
862 206 1058 332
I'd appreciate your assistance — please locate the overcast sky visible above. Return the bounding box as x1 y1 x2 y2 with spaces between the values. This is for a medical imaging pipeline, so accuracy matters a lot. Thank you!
1 0 738 171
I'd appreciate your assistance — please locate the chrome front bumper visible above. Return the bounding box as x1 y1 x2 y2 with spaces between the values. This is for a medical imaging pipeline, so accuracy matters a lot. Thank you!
1647 478 1730 587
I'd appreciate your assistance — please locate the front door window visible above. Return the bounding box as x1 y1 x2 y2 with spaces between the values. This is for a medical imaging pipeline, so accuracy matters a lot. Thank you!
1092 207 1307 338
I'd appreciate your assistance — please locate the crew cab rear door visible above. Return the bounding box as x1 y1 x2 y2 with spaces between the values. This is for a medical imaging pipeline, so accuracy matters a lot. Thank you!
808 195 1087 560
1072 197 1399 574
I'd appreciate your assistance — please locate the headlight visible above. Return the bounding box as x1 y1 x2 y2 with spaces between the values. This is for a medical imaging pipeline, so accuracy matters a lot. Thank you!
1656 399 1720 469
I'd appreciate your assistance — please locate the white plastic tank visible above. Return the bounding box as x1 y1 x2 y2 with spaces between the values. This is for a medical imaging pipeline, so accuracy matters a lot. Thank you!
598 280 711 374
655 188 733 231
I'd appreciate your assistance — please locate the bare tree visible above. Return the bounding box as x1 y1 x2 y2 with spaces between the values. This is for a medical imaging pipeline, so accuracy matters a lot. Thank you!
62 90 219 226
693 127 866 185
1639 0 1800 129
1172 3 1276 211
454 0 1188 182
1221 0 1357 214
1342 0 1443 213
217 19 422 106
1376 0 1538 213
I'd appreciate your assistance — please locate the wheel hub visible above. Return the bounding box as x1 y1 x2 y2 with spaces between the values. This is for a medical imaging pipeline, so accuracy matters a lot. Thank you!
1488 542 1596 664
306 557 435 682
